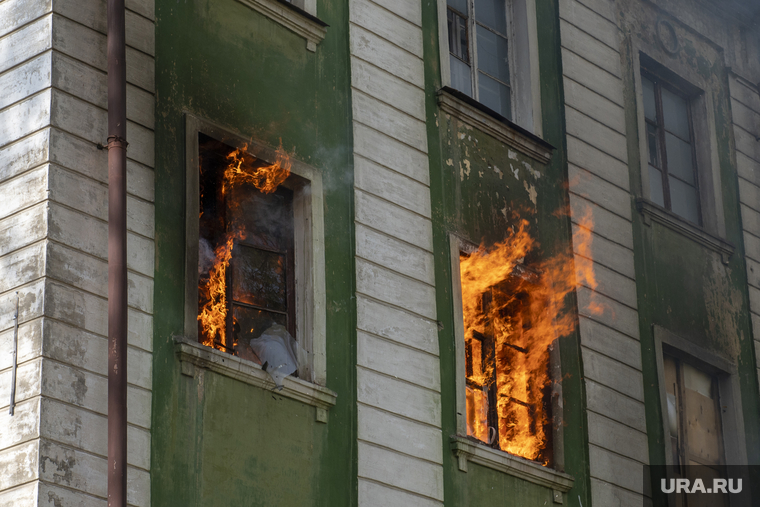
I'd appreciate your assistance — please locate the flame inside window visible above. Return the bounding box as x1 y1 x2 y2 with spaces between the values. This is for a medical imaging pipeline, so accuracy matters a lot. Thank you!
197 134 295 366
459 218 591 465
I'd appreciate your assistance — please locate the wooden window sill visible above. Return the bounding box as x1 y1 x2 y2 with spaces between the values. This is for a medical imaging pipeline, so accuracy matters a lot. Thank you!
236 0 327 52
636 199 734 264
437 87 553 165
451 436 574 500
175 337 337 422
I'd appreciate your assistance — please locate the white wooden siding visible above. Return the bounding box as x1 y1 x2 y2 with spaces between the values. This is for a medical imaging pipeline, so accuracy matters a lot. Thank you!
349 0 442 503
559 1 648 505
0 1 155 504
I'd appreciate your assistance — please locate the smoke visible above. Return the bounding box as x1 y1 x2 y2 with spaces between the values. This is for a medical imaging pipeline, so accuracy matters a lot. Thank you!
199 238 216 275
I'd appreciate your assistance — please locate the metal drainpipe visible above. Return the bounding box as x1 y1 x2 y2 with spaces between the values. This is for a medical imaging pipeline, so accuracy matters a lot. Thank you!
107 0 128 505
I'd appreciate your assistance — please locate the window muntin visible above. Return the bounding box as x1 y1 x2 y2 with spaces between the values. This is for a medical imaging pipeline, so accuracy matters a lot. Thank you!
197 133 301 373
446 0 512 118
642 72 701 225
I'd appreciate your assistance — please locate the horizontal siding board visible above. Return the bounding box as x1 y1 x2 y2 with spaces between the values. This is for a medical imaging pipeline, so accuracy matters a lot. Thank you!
572 224 635 279
561 48 624 107
42 318 152 387
0 481 38 505
729 75 760 115
586 379 647 432
559 0 619 50
742 203 760 238
731 97 760 135
567 134 629 190
0 279 45 332
0 318 42 370
0 164 48 220
355 155 431 217
353 91 428 153
565 106 628 162
365 0 420 26
590 477 644 507
37 483 103 507
735 124 760 163
0 0 52 38
577 258 637 308
569 164 631 219
350 24 423 87
577 286 640 340
563 77 626 135
356 224 435 285
0 15 52 74
0 362 42 412
355 190 433 251
0 51 51 111
589 444 644 494
0 398 40 448
358 403 443 464
560 19 621 78
350 0 422 57
356 259 436 320
357 331 440 391
357 442 443 501
0 128 50 184
356 295 439 355
0 91 51 151
0 440 39 491
0 203 47 258
579 316 642 370
737 151 760 187
582 346 644 401
359 479 442 507
587 411 648 464
738 178 760 212
353 123 429 184
357 367 440 427
351 57 425 122
570 194 634 249
0 241 46 294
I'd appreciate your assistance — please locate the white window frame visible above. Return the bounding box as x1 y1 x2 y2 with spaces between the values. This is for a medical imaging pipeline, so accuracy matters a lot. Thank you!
437 0 542 135
652 325 748 469
448 233 573 498
179 114 334 419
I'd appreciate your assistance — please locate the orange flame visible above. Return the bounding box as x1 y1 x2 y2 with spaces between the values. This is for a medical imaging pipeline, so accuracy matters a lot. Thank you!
198 143 292 350
224 143 291 195
460 207 598 463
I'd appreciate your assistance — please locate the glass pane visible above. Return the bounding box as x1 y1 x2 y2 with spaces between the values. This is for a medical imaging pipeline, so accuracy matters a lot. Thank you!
466 385 490 442
478 72 511 118
665 132 695 185
669 176 700 224
447 9 469 62
647 123 660 168
475 0 507 34
447 0 467 14
642 75 657 122
232 244 287 312
662 87 691 141
232 306 288 361
450 55 473 96
231 186 293 252
476 25 510 83
649 165 665 207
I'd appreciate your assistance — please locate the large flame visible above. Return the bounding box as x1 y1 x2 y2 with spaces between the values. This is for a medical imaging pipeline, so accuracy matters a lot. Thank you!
198 143 291 350
224 143 291 195
460 208 598 463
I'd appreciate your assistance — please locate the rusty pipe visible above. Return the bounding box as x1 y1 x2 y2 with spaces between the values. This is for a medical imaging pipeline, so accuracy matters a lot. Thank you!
107 0 128 505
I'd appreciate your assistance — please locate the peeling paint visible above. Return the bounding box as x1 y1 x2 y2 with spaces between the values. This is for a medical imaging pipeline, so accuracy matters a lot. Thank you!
445 158 454 166
493 165 503 179
510 164 519 180
508 150 518 160
523 180 537 205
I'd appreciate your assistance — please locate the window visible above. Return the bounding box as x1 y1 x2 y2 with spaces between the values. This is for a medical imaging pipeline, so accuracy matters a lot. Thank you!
641 71 701 225
446 0 513 118
184 115 327 388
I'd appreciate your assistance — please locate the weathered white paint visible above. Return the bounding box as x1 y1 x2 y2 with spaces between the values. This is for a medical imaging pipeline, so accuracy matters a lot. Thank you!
0 2 155 504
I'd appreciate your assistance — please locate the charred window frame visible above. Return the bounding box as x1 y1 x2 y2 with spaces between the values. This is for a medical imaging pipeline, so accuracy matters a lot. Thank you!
184 115 327 386
449 233 572 492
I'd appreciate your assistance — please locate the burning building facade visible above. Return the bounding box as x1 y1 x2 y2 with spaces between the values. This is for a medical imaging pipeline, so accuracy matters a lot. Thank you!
1 0 760 506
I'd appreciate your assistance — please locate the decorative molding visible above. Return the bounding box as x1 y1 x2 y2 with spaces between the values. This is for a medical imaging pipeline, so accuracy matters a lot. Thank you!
636 199 735 264
236 0 327 52
451 437 574 493
437 88 553 165
175 338 337 422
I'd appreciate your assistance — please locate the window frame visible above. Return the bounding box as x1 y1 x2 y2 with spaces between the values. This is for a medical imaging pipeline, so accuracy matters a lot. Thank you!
437 0 542 135
633 50 731 254
448 233 573 494
641 69 702 226
184 114 327 387
652 325 748 468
